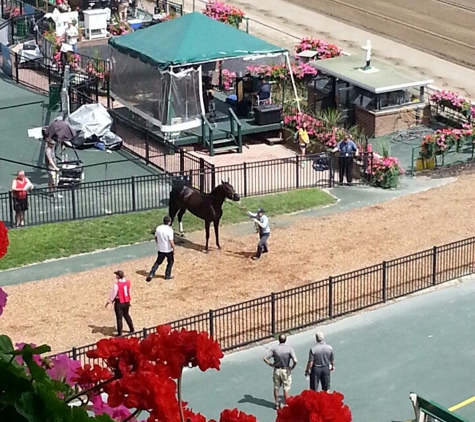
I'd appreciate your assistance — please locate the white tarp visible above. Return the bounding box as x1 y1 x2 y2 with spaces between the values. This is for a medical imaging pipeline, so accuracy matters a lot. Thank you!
66 103 113 139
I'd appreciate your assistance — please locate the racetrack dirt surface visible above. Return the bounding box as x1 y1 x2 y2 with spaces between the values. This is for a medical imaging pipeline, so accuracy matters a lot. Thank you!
286 0 475 69
2 173 475 353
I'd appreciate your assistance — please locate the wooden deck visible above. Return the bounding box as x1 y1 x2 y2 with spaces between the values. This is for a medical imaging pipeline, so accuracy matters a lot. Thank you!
177 93 283 146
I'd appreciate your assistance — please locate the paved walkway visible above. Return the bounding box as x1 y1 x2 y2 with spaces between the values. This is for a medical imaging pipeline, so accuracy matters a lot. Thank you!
181 275 475 422
0 176 454 287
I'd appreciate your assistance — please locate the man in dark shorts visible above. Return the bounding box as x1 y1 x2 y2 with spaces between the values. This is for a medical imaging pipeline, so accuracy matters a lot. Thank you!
305 331 335 392
11 170 33 227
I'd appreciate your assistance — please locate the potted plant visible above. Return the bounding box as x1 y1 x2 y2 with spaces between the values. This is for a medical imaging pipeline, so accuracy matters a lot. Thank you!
295 36 342 60
203 0 245 28
366 144 404 189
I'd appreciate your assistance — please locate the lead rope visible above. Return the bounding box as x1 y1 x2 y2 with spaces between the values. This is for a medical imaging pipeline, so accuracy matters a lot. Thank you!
227 199 259 233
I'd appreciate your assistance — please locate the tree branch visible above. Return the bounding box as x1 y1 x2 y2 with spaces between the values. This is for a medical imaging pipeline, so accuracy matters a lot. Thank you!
65 376 117 404
178 367 185 422
123 409 140 422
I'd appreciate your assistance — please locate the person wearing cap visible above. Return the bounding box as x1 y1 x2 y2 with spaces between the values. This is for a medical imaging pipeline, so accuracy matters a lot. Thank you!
305 331 334 392
65 20 79 53
105 270 135 336
247 208 270 260
332 135 359 186
44 138 62 200
263 333 298 409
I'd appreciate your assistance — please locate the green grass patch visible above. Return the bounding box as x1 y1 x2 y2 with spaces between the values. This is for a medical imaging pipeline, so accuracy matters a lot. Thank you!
0 188 334 270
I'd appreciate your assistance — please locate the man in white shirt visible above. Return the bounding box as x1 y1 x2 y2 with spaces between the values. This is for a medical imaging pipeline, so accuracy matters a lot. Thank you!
65 20 78 53
146 216 175 281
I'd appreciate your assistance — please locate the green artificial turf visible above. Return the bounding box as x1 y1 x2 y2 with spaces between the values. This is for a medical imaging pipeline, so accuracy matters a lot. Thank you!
0 188 334 270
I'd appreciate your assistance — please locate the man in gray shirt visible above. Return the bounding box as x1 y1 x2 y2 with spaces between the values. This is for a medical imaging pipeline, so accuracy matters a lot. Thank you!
263 334 297 409
44 139 62 199
305 331 334 392
247 208 270 260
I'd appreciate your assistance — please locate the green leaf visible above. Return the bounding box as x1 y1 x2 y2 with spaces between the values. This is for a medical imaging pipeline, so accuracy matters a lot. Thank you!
22 348 48 383
0 362 32 405
94 413 115 422
0 335 14 354
0 404 29 422
15 392 45 422
12 344 51 357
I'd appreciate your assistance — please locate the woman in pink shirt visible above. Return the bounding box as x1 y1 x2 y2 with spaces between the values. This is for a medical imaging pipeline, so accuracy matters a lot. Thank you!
105 270 135 336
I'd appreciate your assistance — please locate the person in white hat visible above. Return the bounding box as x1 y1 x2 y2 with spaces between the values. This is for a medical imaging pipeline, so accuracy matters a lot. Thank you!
65 20 78 53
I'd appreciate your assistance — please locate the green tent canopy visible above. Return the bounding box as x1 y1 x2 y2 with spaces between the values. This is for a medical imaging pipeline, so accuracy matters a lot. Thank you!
108 12 287 69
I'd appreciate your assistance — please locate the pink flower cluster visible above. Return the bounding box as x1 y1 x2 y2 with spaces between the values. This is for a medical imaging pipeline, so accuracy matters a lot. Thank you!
85 62 107 81
221 69 236 90
52 51 81 71
108 21 133 36
366 150 404 188
246 64 288 81
0 287 7 316
430 90 475 118
284 111 342 148
421 124 474 156
284 112 322 136
291 62 318 80
246 62 317 82
203 1 244 26
295 37 342 60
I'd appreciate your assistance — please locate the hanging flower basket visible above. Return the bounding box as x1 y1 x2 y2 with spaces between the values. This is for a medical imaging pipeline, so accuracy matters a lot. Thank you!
203 0 245 28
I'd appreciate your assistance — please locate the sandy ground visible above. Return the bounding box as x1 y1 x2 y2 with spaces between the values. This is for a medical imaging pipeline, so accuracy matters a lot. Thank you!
2 172 475 353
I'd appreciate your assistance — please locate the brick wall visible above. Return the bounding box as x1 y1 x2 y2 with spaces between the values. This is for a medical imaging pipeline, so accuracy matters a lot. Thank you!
355 104 431 137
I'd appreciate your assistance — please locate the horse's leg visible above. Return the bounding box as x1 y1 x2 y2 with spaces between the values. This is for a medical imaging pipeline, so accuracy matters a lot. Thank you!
213 219 221 250
177 207 186 236
169 199 180 223
204 220 211 252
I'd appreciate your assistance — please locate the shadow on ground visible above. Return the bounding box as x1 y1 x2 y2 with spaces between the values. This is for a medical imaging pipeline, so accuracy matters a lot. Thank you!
174 236 207 252
88 324 115 336
238 394 277 410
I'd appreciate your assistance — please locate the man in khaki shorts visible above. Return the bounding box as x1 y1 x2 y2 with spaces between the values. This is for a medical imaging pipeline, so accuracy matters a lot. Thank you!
263 333 297 409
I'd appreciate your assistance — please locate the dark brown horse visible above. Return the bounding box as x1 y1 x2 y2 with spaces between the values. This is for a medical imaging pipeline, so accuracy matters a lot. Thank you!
169 180 240 252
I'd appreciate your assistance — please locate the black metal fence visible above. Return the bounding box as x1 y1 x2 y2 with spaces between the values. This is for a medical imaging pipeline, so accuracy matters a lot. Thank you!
1 149 373 228
0 173 173 227
185 153 336 196
0 152 336 228
51 236 475 364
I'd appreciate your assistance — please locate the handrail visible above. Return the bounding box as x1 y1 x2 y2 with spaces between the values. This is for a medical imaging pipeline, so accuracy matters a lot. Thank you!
201 113 215 156
228 108 242 153
0 11 37 31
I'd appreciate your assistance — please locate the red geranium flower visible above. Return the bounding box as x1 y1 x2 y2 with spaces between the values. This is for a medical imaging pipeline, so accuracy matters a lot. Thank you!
210 408 258 422
104 369 178 419
0 221 9 259
276 390 352 422
140 325 224 378
87 337 142 377
72 364 113 388
183 407 207 422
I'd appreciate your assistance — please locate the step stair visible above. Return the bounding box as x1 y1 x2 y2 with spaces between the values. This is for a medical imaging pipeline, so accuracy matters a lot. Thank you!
211 138 239 154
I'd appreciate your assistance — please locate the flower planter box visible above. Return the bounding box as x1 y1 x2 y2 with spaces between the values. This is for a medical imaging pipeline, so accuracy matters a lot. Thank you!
415 157 435 171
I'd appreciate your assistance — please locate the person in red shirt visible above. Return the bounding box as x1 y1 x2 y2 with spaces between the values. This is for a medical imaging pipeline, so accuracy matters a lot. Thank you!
105 270 135 336
11 170 33 227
